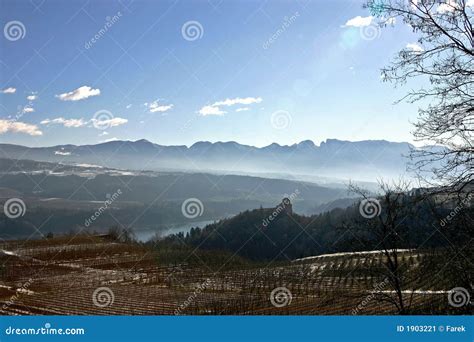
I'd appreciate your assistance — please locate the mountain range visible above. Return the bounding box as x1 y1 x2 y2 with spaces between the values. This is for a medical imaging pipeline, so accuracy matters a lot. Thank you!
0 139 420 182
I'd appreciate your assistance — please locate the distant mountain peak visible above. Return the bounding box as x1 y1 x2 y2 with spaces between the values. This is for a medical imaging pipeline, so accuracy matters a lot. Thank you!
322 138 347 145
263 142 282 148
296 140 316 148
190 141 213 149
134 139 152 144
130 139 156 147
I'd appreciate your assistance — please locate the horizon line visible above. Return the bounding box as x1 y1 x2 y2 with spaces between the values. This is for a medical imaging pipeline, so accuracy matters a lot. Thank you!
0 138 421 149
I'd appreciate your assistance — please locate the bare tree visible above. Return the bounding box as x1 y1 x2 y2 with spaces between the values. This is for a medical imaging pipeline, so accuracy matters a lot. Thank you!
366 0 473 191
348 180 423 314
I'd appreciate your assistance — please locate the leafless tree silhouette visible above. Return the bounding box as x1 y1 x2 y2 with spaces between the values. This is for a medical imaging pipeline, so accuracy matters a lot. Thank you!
367 0 473 191
348 180 423 314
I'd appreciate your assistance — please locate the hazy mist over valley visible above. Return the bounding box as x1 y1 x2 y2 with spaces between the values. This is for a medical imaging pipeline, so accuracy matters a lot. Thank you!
0 137 423 240
0 138 424 183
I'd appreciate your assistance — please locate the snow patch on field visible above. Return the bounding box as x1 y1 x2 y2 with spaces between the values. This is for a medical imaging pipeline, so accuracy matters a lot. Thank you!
293 249 413 262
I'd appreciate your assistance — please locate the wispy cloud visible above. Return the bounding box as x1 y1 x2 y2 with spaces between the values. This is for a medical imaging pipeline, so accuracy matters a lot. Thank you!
22 106 34 113
41 116 128 130
343 16 374 27
1 87 16 94
41 117 88 128
27 94 38 101
91 117 127 128
199 105 226 116
198 97 262 116
56 86 100 101
235 107 250 112
406 43 424 53
100 137 119 143
0 119 42 136
213 97 263 107
146 100 174 113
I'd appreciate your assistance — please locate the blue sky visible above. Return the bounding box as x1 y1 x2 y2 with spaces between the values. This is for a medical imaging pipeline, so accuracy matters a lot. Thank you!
0 0 424 147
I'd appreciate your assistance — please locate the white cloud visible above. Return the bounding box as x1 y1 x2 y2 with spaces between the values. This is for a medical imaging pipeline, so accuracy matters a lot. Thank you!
99 131 109 136
147 100 174 113
151 104 173 113
343 16 374 27
1 87 16 94
56 86 100 101
406 43 424 53
100 137 119 143
235 107 250 112
92 117 128 127
0 119 42 136
126 104 132 109
23 106 34 113
198 105 226 116
213 97 263 107
437 0 458 13
39 114 128 132
41 117 87 128
27 94 38 101
468 0 474 7
199 96 262 116
41 116 127 130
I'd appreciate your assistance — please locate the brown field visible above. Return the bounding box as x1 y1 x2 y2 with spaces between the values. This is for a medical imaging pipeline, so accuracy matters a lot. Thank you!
0 235 457 315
